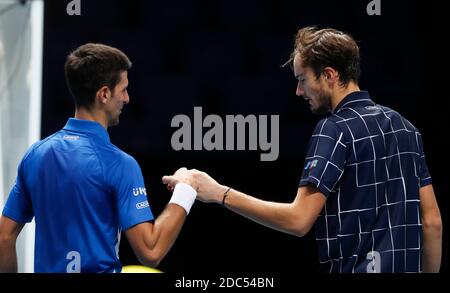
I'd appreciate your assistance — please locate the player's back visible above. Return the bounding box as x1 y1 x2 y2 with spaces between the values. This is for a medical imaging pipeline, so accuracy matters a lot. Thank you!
325 97 429 272
21 123 122 272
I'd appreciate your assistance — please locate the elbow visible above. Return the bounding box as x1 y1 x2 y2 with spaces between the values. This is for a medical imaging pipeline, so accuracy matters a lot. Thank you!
141 259 161 269
422 215 443 235
289 222 313 238
137 249 163 269
284 211 315 237
0 233 16 246
292 226 311 238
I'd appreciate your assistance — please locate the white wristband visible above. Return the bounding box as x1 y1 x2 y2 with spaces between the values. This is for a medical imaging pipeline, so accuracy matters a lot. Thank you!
169 183 197 214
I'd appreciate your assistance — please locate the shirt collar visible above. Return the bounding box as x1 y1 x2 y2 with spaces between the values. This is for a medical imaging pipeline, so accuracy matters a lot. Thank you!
63 118 110 142
333 91 374 114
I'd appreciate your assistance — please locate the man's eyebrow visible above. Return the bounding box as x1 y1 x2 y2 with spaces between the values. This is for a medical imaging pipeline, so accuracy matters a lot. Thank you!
294 74 304 79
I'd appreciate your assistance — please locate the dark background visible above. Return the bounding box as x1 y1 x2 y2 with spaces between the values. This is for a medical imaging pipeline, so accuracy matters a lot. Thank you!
41 0 448 273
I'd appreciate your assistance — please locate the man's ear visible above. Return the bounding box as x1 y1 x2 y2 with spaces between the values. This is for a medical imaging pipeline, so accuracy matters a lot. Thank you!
96 86 111 105
322 67 336 80
322 67 339 85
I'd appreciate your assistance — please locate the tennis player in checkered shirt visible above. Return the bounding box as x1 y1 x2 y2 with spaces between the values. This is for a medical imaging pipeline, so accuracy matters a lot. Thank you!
163 27 442 273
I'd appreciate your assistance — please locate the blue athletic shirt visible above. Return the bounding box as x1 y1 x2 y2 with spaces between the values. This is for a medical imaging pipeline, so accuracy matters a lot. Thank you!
299 91 431 273
2 118 154 272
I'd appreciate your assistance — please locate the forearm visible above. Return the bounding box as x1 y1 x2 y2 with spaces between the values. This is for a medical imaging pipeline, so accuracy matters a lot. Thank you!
0 240 18 273
422 223 442 273
151 204 186 257
141 204 187 266
223 189 302 236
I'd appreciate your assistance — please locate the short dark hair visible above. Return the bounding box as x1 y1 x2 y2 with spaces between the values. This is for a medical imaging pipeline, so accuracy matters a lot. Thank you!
286 27 360 86
64 43 132 108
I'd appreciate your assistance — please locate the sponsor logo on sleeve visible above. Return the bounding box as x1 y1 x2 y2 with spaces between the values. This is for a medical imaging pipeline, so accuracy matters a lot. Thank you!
136 201 149 210
304 159 318 170
132 187 147 196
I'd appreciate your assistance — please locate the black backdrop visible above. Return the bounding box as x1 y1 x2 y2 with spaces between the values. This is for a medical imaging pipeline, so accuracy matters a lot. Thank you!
41 0 448 273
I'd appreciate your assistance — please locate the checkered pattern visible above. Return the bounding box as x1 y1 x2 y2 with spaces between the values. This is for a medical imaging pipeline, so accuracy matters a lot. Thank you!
299 91 431 273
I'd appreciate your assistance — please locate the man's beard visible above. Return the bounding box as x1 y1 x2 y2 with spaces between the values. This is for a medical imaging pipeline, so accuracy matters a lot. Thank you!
108 114 120 127
311 92 332 115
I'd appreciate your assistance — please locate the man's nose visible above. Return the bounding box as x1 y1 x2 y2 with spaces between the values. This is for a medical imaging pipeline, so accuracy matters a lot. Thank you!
296 83 304 97
124 92 130 104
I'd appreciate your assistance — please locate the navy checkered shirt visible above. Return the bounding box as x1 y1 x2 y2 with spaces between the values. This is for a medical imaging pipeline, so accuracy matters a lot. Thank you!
299 91 431 273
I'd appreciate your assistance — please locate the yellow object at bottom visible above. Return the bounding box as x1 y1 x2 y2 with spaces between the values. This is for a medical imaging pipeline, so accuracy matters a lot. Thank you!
121 265 162 273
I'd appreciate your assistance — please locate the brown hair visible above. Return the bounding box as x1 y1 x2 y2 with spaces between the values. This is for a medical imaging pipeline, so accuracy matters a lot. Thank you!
286 27 360 86
65 43 132 108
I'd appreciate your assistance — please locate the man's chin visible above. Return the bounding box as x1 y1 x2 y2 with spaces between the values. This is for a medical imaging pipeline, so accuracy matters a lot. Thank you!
108 118 120 127
311 106 330 115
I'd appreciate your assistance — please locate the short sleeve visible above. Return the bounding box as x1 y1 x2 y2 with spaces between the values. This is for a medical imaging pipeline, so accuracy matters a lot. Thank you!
2 159 34 223
415 132 432 187
108 154 154 230
299 119 347 197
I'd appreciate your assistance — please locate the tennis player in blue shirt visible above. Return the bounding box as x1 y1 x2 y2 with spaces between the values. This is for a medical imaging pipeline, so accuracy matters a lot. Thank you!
0 43 197 273
163 27 443 273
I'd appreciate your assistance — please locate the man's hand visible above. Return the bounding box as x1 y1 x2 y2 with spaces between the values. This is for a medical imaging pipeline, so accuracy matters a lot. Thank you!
189 169 228 203
162 167 196 191
163 168 228 204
